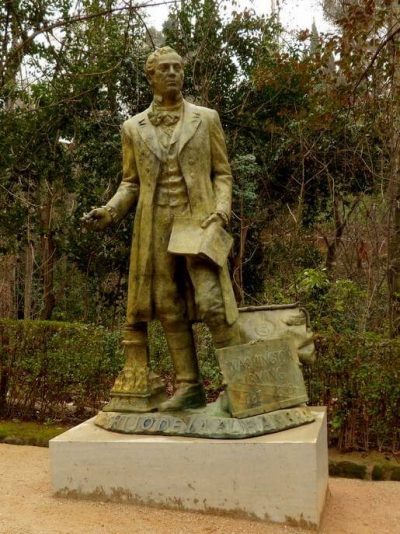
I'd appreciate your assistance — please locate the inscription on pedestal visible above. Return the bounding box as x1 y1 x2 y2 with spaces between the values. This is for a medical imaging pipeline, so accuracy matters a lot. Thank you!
94 405 314 439
216 338 309 419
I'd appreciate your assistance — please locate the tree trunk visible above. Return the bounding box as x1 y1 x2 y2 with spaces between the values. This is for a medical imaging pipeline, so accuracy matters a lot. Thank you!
0 325 11 415
0 255 17 319
232 202 249 306
324 196 360 273
40 190 56 320
232 221 249 306
24 240 34 319
387 1 400 337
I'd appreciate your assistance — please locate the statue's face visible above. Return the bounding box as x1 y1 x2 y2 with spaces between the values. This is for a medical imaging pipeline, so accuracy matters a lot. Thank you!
149 52 184 98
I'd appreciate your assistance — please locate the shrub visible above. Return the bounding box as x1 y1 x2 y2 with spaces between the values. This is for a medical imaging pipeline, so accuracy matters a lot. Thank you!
329 461 367 479
0 320 123 421
306 332 400 452
0 319 221 421
1 320 399 453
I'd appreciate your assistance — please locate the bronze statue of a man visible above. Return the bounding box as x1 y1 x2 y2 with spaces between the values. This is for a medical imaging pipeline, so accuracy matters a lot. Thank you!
84 46 239 412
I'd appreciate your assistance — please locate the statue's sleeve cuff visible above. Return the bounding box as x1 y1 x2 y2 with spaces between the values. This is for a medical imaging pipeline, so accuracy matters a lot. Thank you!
216 210 229 226
102 205 119 223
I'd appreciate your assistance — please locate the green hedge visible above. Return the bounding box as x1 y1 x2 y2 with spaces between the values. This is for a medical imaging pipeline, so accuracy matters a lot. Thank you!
0 320 123 420
1 320 399 452
306 332 400 453
0 320 219 422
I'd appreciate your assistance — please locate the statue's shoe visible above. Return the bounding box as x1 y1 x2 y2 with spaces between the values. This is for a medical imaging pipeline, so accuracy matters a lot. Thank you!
158 383 206 412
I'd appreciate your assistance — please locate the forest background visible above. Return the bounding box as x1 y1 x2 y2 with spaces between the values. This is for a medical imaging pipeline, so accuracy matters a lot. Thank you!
0 0 399 453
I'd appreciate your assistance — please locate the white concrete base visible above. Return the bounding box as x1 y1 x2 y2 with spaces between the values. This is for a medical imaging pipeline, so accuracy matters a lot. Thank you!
50 407 328 528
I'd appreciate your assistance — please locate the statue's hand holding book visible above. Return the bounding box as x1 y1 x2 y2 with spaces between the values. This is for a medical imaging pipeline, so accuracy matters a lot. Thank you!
168 216 233 268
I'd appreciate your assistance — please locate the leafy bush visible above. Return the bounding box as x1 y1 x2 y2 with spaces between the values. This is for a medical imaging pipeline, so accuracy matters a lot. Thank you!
1 320 399 452
306 332 400 452
0 319 222 421
0 320 123 421
297 270 370 332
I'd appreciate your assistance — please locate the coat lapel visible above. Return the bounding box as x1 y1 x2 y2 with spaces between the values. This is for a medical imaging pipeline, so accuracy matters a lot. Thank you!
178 100 202 154
136 100 202 159
136 106 164 161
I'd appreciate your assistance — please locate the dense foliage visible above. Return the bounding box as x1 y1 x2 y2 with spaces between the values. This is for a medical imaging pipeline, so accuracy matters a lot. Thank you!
0 319 123 420
1 0 397 325
308 332 400 452
0 319 398 452
0 319 219 421
1 0 400 451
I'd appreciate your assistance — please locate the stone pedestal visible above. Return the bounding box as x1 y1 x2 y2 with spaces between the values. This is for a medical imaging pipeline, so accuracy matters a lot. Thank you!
50 407 328 529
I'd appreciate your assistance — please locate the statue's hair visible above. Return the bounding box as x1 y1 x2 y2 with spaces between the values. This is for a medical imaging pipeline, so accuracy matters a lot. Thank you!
145 46 183 77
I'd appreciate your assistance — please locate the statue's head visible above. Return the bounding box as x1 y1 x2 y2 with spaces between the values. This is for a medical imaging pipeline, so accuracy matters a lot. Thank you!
145 46 184 98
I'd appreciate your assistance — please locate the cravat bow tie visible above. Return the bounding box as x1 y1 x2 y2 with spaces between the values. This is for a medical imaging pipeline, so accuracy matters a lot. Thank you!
148 110 181 127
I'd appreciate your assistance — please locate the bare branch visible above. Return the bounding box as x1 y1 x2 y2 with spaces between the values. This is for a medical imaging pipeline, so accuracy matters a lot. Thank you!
1 1 176 84
353 22 400 93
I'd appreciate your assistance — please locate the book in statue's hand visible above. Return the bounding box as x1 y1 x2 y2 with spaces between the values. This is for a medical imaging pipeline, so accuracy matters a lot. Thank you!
168 217 233 268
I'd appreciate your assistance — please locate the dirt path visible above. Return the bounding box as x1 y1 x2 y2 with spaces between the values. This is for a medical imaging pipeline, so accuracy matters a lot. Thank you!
0 444 399 534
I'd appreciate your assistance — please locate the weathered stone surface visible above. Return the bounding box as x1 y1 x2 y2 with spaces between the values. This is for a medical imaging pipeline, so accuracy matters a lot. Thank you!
81 46 317 426
102 388 167 414
82 47 242 416
103 339 167 413
50 408 328 526
237 304 315 365
168 217 233 267
217 338 309 419
94 405 314 439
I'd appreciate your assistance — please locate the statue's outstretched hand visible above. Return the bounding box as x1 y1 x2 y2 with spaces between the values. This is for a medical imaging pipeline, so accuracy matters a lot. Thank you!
81 207 113 231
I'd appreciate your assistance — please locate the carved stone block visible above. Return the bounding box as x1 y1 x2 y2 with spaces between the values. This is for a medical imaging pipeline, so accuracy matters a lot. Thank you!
217 338 309 419
103 339 167 413
237 304 316 365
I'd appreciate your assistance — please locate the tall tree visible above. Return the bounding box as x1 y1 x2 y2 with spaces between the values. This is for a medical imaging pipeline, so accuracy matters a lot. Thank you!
0 0 154 320
386 1 400 335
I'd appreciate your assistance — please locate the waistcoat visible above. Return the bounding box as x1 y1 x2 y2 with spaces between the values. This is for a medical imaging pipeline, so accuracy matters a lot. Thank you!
154 115 189 208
